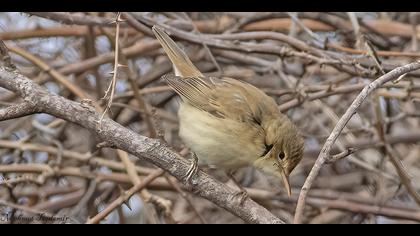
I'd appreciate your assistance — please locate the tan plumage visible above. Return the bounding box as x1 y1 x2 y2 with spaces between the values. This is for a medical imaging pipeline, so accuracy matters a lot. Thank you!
152 26 304 196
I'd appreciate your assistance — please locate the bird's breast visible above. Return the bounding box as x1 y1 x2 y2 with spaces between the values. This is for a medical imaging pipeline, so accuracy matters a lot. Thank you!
177 103 265 169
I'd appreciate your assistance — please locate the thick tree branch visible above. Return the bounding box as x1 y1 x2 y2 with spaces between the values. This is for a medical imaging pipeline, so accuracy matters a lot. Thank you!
0 101 39 121
0 67 283 224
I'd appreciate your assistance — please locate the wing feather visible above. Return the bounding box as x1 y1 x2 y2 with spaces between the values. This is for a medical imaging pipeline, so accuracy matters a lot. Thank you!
163 74 281 124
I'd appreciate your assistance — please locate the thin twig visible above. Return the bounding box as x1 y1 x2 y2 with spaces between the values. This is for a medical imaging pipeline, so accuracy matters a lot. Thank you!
385 144 420 206
182 12 223 75
86 169 164 224
294 61 420 224
100 12 123 124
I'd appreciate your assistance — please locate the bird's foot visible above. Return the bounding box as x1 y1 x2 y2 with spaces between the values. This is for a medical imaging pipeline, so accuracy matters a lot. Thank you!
184 152 198 184
227 170 249 206
233 189 249 206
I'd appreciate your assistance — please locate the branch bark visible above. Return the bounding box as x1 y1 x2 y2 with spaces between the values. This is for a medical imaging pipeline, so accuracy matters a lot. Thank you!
0 101 39 121
293 61 420 224
26 12 117 27
0 67 283 224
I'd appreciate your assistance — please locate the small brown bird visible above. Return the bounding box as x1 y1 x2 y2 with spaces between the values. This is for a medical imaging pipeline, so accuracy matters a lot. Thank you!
152 26 304 197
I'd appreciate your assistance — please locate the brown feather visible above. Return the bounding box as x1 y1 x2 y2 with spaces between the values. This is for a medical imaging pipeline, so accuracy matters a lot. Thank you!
163 74 282 125
152 26 202 77
153 24 304 194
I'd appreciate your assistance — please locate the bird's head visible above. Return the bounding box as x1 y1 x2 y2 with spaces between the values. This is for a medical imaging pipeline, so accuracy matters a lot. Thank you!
253 116 304 197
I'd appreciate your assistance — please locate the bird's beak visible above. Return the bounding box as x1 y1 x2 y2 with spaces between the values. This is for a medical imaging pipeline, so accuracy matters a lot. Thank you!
280 170 291 197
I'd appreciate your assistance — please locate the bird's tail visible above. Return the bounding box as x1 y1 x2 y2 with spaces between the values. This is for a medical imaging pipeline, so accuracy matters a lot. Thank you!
152 26 203 78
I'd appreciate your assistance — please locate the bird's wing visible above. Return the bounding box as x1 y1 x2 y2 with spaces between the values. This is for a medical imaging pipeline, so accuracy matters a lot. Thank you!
163 74 280 123
152 26 203 78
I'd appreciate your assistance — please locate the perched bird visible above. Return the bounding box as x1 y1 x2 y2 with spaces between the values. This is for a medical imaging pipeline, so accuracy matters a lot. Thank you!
152 26 304 197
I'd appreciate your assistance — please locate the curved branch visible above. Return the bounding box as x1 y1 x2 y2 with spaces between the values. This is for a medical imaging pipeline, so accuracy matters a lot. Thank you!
7 45 98 106
86 169 164 224
293 61 420 224
26 12 117 27
0 67 283 224
0 101 39 121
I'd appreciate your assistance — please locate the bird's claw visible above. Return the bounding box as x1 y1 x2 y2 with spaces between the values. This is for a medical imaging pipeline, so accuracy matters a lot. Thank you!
233 190 248 206
185 152 198 184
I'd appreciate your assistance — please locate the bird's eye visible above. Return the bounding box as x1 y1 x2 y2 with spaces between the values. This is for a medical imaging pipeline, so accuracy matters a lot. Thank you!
278 152 285 161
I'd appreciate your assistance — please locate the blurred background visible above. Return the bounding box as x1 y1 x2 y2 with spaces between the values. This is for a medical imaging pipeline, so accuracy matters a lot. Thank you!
0 12 419 224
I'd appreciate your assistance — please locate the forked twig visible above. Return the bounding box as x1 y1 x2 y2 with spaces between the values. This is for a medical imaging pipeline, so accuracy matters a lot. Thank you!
100 12 125 124
294 61 420 224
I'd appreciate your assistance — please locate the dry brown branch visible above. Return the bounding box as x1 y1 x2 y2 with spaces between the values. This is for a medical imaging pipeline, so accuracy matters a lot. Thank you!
242 17 420 38
0 26 139 40
58 40 160 75
6 45 101 111
86 169 164 224
100 13 123 122
0 102 39 121
1 12 420 225
385 144 420 205
294 61 420 224
0 67 284 224
26 12 117 27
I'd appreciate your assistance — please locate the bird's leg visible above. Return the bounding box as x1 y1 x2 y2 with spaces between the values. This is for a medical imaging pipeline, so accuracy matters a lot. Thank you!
227 170 249 205
185 152 199 184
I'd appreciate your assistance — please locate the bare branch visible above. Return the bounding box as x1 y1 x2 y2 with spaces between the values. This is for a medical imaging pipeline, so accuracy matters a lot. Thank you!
294 61 420 224
0 102 38 121
86 169 165 224
26 12 116 26
0 66 284 224
385 144 420 206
